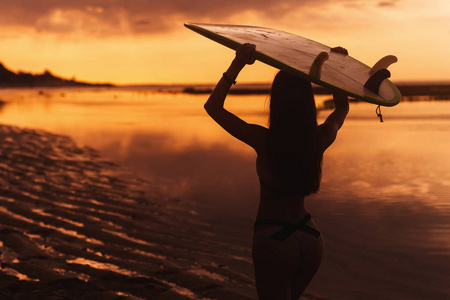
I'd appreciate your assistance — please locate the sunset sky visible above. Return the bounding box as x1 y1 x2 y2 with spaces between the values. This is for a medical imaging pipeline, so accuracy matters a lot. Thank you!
0 0 448 85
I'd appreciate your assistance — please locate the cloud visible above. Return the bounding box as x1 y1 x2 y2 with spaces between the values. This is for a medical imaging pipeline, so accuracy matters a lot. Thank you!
377 0 400 7
0 0 355 36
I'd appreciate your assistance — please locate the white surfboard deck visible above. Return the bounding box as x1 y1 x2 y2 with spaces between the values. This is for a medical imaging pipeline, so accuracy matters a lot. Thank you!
185 23 402 106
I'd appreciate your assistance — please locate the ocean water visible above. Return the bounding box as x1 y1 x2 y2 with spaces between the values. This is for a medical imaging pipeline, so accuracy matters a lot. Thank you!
1 87 449 300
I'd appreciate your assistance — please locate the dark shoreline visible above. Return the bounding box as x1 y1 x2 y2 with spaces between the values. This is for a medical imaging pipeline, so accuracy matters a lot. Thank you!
181 83 450 98
0 62 113 88
2 77 449 101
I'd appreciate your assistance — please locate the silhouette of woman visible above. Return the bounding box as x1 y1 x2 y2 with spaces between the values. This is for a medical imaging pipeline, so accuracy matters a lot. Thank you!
204 43 349 300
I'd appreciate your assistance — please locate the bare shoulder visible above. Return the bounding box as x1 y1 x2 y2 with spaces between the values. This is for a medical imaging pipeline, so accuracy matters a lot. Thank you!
248 124 268 154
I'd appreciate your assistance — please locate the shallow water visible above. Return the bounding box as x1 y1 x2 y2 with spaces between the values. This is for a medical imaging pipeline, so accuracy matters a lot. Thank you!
1 87 450 300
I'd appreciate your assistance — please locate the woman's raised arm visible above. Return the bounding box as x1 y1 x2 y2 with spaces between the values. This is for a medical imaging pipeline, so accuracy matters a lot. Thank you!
204 44 266 152
318 90 349 149
204 43 255 113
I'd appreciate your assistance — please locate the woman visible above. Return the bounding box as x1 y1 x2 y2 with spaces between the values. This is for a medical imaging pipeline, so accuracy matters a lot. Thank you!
204 43 349 300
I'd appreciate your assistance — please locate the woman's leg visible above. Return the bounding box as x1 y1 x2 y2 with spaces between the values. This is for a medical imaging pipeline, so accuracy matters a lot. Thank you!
290 234 324 300
252 238 300 300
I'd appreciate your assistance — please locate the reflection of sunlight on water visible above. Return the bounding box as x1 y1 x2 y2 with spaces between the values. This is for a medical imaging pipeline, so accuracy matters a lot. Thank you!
379 182 430 197
2 94 450 222
2 90 450 212
349 180 372 189
346 180 433 201
0 88 266 154
1 88 450 299
428 226 450 254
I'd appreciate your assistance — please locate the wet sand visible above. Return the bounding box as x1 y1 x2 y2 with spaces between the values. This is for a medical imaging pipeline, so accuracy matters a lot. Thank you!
0 124 328 300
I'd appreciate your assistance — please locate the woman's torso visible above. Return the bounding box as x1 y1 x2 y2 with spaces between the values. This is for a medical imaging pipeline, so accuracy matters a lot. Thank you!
255 125 331 223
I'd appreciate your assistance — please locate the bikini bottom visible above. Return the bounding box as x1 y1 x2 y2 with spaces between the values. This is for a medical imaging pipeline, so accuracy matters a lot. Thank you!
253 213 323 256
252 214 324 294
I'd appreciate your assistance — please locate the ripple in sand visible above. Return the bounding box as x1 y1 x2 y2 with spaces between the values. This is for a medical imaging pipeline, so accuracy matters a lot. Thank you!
22 232 62 258
187 268 227 282
1 267 40 281
101 228 157 247
115 291 146 300
53 267 90 282
0 124 257 299
31 208 85 227
0 207 36 224
0 206 104 246
37 222 104 245
158 279 212 300
128 248 167 260
84 247 113 259
0 241 19 264
66 257 144 278
0 196 15 202
85 215 123 230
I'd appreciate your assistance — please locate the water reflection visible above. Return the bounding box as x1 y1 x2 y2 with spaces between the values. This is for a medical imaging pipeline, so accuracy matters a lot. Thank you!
1 88 450 299
1 88 450 213
99 131 260 216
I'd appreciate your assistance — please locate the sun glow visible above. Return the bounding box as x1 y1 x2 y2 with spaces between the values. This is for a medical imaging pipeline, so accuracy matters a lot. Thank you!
0 0 448 84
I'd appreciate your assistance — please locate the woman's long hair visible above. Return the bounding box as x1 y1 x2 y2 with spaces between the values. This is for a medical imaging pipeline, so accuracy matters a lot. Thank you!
267 71 322 196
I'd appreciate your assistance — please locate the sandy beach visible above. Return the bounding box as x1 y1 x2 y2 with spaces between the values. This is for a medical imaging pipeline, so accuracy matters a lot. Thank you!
0 123 251 299
0 123 331 300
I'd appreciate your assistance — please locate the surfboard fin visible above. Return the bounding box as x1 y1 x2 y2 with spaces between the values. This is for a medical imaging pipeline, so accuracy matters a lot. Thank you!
369 55 397 75
364 69 391 95
331 46 348 55
309 52 329 79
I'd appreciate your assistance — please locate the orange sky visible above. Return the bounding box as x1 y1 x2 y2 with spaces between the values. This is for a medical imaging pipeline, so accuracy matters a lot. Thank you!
0 0 448 85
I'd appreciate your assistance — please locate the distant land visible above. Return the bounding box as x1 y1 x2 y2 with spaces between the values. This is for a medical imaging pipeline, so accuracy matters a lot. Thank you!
0 62 113 88
2 60 449 99
182 82 450 98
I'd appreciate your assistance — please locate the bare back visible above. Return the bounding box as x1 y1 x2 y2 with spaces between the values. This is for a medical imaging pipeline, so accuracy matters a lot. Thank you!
255 124 335 223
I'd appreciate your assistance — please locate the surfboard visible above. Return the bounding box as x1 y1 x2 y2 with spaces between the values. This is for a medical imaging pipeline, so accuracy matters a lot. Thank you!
185 23 402 106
